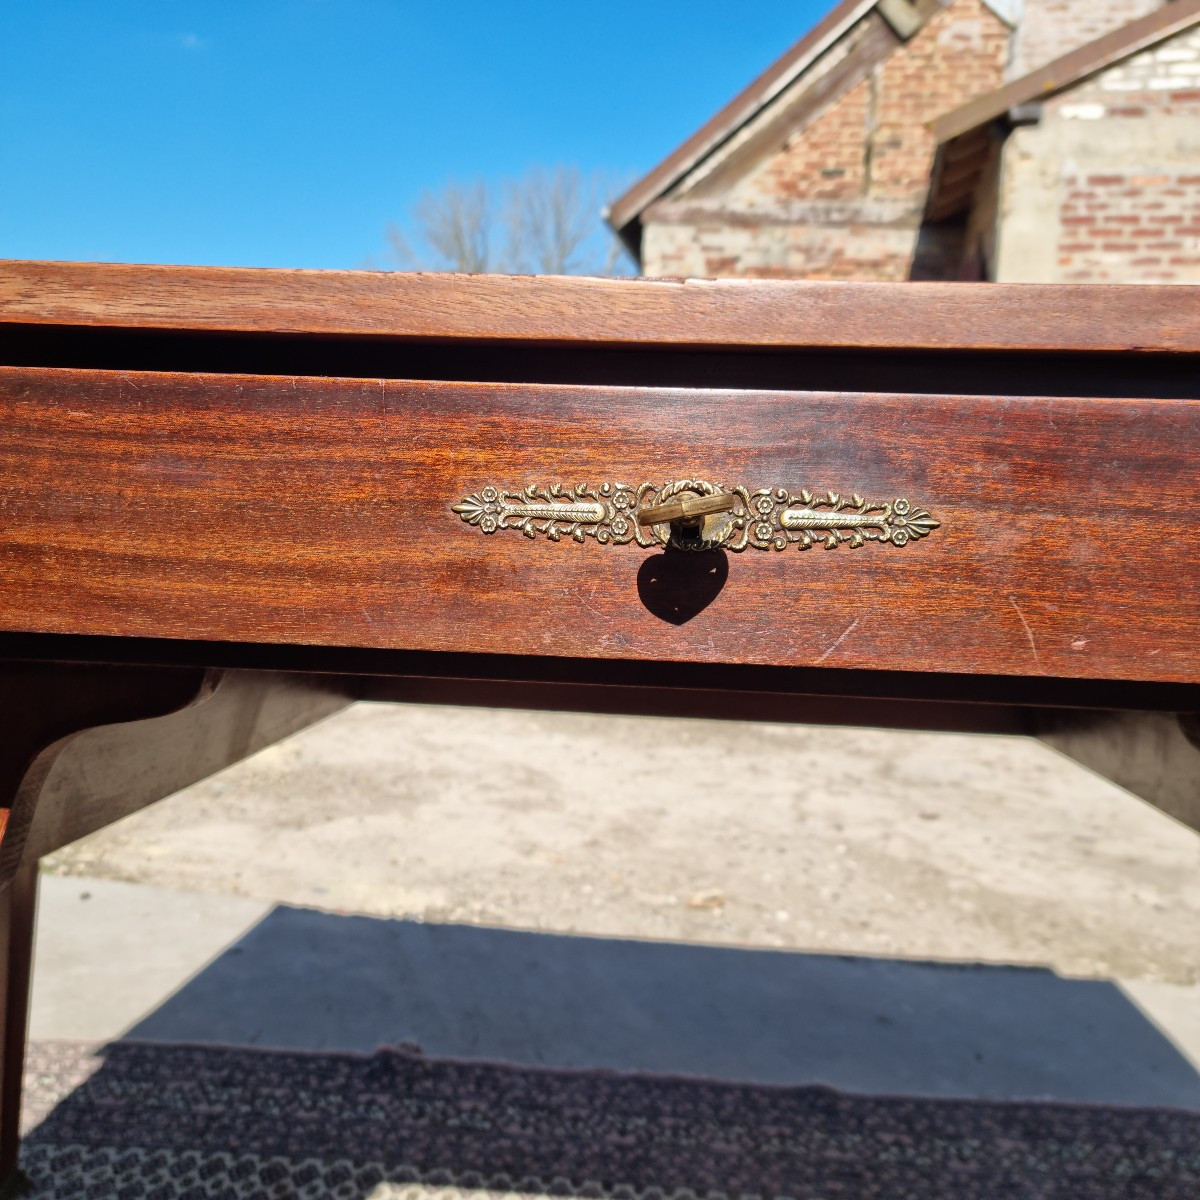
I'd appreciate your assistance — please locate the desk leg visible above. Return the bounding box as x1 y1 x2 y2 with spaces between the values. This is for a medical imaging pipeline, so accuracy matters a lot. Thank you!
0 662 215 1192
1038 710 1200 836
0 864 36 1194
0 662 350 1189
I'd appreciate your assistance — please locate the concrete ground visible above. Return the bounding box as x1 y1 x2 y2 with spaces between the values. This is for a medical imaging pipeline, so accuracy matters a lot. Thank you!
31 703 1200 1107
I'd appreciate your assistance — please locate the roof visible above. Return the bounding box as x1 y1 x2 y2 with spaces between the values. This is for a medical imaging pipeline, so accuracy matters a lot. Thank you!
925 0 1200 222
606 0 1022 255
605 0 886 253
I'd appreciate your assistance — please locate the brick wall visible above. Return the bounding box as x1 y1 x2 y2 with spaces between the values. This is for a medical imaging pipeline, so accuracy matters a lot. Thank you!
643 214 918 280
642 0 1009 279
871 0 1009 200
1009 0 1163 78
996 24 1200 281
635 0 1198 283
742 81 871 204
1056 170 1200 282
1046 22 1200 117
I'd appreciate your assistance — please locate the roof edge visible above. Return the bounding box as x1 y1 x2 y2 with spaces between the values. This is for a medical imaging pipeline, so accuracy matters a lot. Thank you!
932 0 1200 144
978 0 1020 28
606 0 879 239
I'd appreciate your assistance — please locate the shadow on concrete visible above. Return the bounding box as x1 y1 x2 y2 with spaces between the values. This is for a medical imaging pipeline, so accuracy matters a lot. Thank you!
120 903 1200 1110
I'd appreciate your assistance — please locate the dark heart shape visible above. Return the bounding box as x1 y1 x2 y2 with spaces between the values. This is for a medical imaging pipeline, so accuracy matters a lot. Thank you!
637 547 729 625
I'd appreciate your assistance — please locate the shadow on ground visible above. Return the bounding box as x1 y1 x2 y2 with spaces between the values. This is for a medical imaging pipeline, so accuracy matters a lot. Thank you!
116 903 1200 1109
18 905 1200 1197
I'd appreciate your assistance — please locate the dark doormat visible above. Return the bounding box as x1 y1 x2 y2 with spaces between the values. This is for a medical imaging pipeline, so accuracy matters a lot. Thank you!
17 1039 1200 1199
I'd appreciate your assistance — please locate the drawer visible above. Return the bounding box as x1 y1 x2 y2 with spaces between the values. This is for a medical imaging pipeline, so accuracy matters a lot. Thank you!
0 364 1196 684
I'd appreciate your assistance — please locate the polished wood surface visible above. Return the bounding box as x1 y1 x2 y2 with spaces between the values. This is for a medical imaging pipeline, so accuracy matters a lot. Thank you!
3 259 1200 352
0 260 1197 1189
0 365 1195 683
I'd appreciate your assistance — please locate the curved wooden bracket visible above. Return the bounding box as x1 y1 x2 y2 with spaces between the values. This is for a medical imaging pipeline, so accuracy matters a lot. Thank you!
0 664 216 888
0 662 351 1187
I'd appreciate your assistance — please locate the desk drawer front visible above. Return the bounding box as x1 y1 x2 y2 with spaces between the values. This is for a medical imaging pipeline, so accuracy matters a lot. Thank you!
0 366 1194 683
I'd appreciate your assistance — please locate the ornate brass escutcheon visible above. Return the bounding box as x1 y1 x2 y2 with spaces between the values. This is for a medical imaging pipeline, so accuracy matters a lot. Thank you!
452 479 939 551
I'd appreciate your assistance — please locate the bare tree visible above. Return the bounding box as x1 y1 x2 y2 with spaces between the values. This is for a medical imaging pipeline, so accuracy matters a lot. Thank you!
503 166 626 275
387 166 630 275
387 178 491 273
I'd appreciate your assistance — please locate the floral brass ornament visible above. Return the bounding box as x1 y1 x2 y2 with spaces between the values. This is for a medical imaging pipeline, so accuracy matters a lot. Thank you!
452 480 939 551
452 482 648 544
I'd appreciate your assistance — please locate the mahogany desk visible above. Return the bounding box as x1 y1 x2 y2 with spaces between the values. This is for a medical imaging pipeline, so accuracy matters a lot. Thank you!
0 259 1198 1186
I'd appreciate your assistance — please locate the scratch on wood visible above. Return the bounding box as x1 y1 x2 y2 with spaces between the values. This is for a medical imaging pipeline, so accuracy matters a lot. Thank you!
815 617 860 665
1009 595 1040 666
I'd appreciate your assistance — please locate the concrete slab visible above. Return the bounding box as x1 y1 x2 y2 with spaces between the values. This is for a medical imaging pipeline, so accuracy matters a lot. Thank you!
30 875 269 1041
1120 978 1200 1072
28 703 1200 1113
43 704 1200 986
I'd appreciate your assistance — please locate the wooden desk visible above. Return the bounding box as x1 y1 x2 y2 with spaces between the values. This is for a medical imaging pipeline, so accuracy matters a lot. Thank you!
0 259 1198 1187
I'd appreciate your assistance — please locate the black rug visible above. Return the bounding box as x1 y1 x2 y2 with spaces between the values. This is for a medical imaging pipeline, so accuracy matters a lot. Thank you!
17 1039 1200 1198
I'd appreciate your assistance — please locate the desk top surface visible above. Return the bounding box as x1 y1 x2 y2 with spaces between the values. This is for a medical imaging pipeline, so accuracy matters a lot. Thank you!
4 258 1200 353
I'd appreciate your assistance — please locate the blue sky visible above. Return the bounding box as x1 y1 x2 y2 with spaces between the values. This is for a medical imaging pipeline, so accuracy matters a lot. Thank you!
1 1 826 269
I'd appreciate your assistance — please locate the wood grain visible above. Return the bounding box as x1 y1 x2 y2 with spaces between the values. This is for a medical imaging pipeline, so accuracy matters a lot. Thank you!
1 365 1198 683
2 262 1197 1190
3 260 1200 353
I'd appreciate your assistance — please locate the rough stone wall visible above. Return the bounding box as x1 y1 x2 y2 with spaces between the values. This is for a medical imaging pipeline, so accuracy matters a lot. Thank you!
996 24 1200 281
1009 0 1163 78
640 0 1009 280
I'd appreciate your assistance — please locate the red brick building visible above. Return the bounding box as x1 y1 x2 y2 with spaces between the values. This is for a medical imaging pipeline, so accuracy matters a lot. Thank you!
608 0 1200 282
